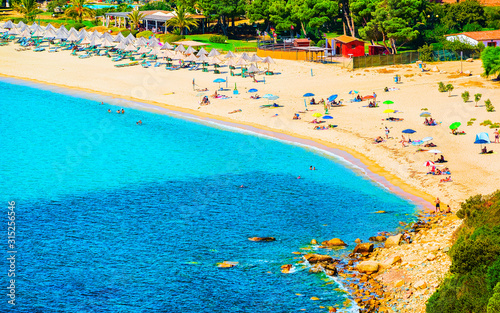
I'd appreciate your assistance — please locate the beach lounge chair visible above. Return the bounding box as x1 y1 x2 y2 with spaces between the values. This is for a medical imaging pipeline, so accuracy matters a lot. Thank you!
112 56 123 62
33 47 45 52
48 47 59 53
189 64 200 71
79 53 91 59
154 62 162 67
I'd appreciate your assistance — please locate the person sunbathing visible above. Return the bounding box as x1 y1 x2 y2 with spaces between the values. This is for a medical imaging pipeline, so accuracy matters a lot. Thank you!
251 94 261 99
228 109 242 114
293 113 301 120
314 126 327 130
375 136 384 143
318 99 325 105
356 95 362 101
481 146 494 154
310 98 316 105
368 101 377 108
310 118 319 124
436 155 446 163
440 176 452 183
424 142 437 147
211 90 218 98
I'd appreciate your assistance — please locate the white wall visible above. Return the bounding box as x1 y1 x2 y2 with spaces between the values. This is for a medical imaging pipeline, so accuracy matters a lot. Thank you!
446 34 479 46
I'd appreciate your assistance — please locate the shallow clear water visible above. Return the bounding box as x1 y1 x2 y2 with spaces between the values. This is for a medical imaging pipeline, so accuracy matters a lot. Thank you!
0 79 417 312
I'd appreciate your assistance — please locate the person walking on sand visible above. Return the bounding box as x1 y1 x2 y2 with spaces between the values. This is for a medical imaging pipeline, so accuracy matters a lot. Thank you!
385 127 390 139
435 197 441 213
494 129 499 143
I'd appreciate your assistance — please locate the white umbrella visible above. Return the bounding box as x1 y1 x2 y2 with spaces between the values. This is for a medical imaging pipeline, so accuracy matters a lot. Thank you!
172 51 186 60
29 22 39 31
174 44 186 53
240 52 251 61
115 41 127 50
226 58 237 67
161 49 175 59
101 37 115 47
43 28 56 39
197 54 210 63
161 42 174 50
31 27 45 38
114 32 125 43
88 36 102 46
136 37 148 46
208 49 220 57
80 36 91 45
196 47 208 56
247 64 260 73
236 57 248 66
148 36 159 45
250 54 263 63
185 54 198 62
148 40 161 49
20 28 32 38
55 27 68 40
125 33 135 42
8 27 20 36
17 21 26 28
68 27 78 34
150 47 161 55
67 32 80 42
421 137 433 142
79 28 88 37
3 20 15 29
137 46 149 54
185 46 196 55
209 56 221 65
45 23 57 32
428 149 441 154
103 32 114 41
124 43 137 52
0 27 6 34
224 50 236 59
262 56 276 72
91 30 102 39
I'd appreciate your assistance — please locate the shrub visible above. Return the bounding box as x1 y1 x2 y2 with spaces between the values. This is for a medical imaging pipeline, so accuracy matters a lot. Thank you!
488 260 500 291
488 283 500 313
462 91 470 103
463 22 483 32
158 34 185 43
137 30 153 38
316 39 325 47
120 30 131 37
438 82 447 92
418 43 434 62
485 99 495 112
446 84 454 96
73 23 86 30
209 35 227 44
309 40 315 46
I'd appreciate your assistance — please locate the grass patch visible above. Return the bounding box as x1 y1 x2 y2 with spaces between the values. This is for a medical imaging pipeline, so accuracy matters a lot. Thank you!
184 34 257 52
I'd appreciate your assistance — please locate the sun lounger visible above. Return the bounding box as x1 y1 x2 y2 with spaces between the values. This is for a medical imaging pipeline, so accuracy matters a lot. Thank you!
79 54 91 59
189 64 200 71
48 47 59 53
154 62 162 67
33 47 45 52
112 56 123 62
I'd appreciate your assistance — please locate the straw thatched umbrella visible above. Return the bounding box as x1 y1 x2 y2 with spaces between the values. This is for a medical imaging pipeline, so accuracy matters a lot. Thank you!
79 28 88 37
250 54 263 63
196 47 208 56
262 56 276 72
114 32 125 43
67 32 80 42
101 37 115 48
17 21 26 28
149 40 161 49
209 56 221 65
247 63 259 73
137 45 150 54
31 27 45 38
236 57 248 67
136 37 148 46
3 20 15 29
161 42 174 50
8 27 20 36
240 52 251 61
88 36 102 47
29 22 39 31
80 36 91 45
208 48 220 57
103 32 113 41
185 45 196 55
185 53 198 63
224 50 236 59
125 33 136 42
115 41 127 50
198 54 210 70
20 28 31 38
174 44 186 53
43 28 56 39
124 43 137 52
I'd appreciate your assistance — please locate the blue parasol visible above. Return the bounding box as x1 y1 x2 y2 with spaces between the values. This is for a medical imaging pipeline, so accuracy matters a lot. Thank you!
263 94 274 98
474 132 491 144
349 90 359 94
322 115 333 119
328 95 338 102
303 93 315 97
248 88 258 93
402 129 416 134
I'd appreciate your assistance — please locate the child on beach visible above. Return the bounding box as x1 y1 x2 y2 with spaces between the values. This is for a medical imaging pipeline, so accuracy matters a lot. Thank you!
385 127 390 139
435 197 441 213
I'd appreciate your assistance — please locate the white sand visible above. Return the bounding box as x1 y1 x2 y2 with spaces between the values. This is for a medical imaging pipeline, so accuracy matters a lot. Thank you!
1 44 499 208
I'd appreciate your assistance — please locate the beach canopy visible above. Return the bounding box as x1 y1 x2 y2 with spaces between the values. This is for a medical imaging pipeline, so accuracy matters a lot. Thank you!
196 47 208 56
420 112 431 117
422 137 433 142
424 161 434 167
474 132 491 144
402 129 416 134
208 49 221 57
428 149 441 154
449 122 461 130
383 100 394 105
248 88 258 93
328 95 338 102
323 115 333 119
349 90 359 94
303 93 315 97
247 64 259 73
224 51 236 59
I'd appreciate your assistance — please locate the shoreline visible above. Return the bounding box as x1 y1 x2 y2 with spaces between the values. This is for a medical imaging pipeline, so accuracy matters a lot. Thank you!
0 73 435 211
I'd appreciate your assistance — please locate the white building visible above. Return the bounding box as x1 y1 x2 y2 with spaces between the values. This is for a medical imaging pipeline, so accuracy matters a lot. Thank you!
446 30 500 47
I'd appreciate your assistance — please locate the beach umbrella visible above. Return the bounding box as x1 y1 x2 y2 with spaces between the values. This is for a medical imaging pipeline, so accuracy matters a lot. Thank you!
208 48 220 57
174 44 186 53
102 32 113 41
265 95 279 105
250 54 263 63
115 41 126 50
114 32 125 42
17 21 26 28
383 109 395 118
29 22 39 31
236 57 248 67
323 115 333 119
449 122 461 130
196 47 208 56
137 46 149 54
31 27 45 38
247 64 259 73
125 33 136 42
240 52 251 61
196 92 206 102
420 112 431 117
43 28 57 39
45 23 56 32
303 93 315 97
263 94 274 98
3 20 15 29
198 53 209 63
213 78 226 89
185 46 196 55
248 88 258 93
224 51 236 59
101 37 115 48
66 32 79 42
422 137 433 142
55 28 68 40
185 53 198 62
20 28 31 38
136 37 148 46
124 43 137 52
0 27 7 34
8 27 20 36
312 112 323 117
262 56 275 72
226 58 237 68
383 100 394 105
80 36 91 45
88 37 102 47
475 132 491 152
349 90 359 94
328 95 338 102
149 40 161 49
402 129 416 134
423 161 434 167
79 28 88 37
161 42 174 50
364 95 374 99
209 56 221 65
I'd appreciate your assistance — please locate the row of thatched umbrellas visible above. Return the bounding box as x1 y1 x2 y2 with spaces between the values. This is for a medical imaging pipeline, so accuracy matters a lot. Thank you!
1 20 275 71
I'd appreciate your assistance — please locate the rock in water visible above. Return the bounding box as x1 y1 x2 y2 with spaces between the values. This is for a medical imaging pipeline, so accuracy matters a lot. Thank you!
304 254 334 264
384 234 402 248
248 237 276 242
311 239 318 245
321 238 347 247
353 243 374 254
281 264 293 273
356 261 380 274
369 236 387 242
354 238 362 244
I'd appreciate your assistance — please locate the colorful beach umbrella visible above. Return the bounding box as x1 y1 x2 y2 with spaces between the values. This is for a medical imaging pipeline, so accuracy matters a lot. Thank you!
349 90 358 94
420 112 431 117
328 95 338 102
402 129 416 134
303 93 315 97
383 100 394 105
424 161 434 167
449 122 461 130
323 115 333 119
312 113 323 117
383 109 395 118
213 78 226 89
248 88 258 93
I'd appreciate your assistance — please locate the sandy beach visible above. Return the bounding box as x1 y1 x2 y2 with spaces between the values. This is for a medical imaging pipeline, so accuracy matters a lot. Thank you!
2 43 500 312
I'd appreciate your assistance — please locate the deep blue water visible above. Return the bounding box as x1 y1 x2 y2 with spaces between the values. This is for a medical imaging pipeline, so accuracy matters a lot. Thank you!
0 79 418 312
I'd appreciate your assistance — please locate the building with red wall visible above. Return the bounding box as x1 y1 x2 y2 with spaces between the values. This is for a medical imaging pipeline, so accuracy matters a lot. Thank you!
326 35 365 57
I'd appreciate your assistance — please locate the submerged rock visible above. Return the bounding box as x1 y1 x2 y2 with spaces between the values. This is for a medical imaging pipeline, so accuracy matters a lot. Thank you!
248 237 276 242
353 243 374 254
304 254 334 264
321 238 347 247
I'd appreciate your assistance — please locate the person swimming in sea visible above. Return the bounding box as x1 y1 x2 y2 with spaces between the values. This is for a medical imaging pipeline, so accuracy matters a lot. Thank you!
121 109 125 114
136 120 142 125
108 109 111 113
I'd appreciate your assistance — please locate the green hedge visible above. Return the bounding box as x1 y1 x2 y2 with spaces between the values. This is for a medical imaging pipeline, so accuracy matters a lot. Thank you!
209 35 227 44
136 30 153 38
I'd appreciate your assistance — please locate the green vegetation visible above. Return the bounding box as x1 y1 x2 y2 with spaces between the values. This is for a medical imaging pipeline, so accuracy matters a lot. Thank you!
418 44 433 62
64 0 95 23
140 0 172 11
481 47 500 80
12 0 40 21
209 34 227 43
461 91 470 103
137 30 153 38
438 82 447 93
427 191 500 313
180 34 257 51
475 93 482 107
446 84 454 97
166 5 199 36
485 99 495 113
128 10 145 31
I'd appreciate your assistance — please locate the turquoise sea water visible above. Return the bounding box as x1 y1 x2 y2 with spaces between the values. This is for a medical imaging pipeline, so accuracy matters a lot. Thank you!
0 78 418 312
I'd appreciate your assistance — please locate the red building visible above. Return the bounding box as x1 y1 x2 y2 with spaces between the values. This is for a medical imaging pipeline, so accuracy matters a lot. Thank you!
368 45 390 55
327 35 365 57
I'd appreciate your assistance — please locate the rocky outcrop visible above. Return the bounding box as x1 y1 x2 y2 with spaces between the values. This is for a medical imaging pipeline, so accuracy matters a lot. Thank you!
321 238 347 247
353 243 374 254
248 237 276 242
281 264 293 273
304 254 339 276
304 253 334 264
384 234 402 248
369 236 387 242
356 261 380 274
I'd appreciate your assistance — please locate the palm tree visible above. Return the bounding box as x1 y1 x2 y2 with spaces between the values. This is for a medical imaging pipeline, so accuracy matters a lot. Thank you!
13 0 39 21
128 10 145 31
65 0 95 23
165 5 198 35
